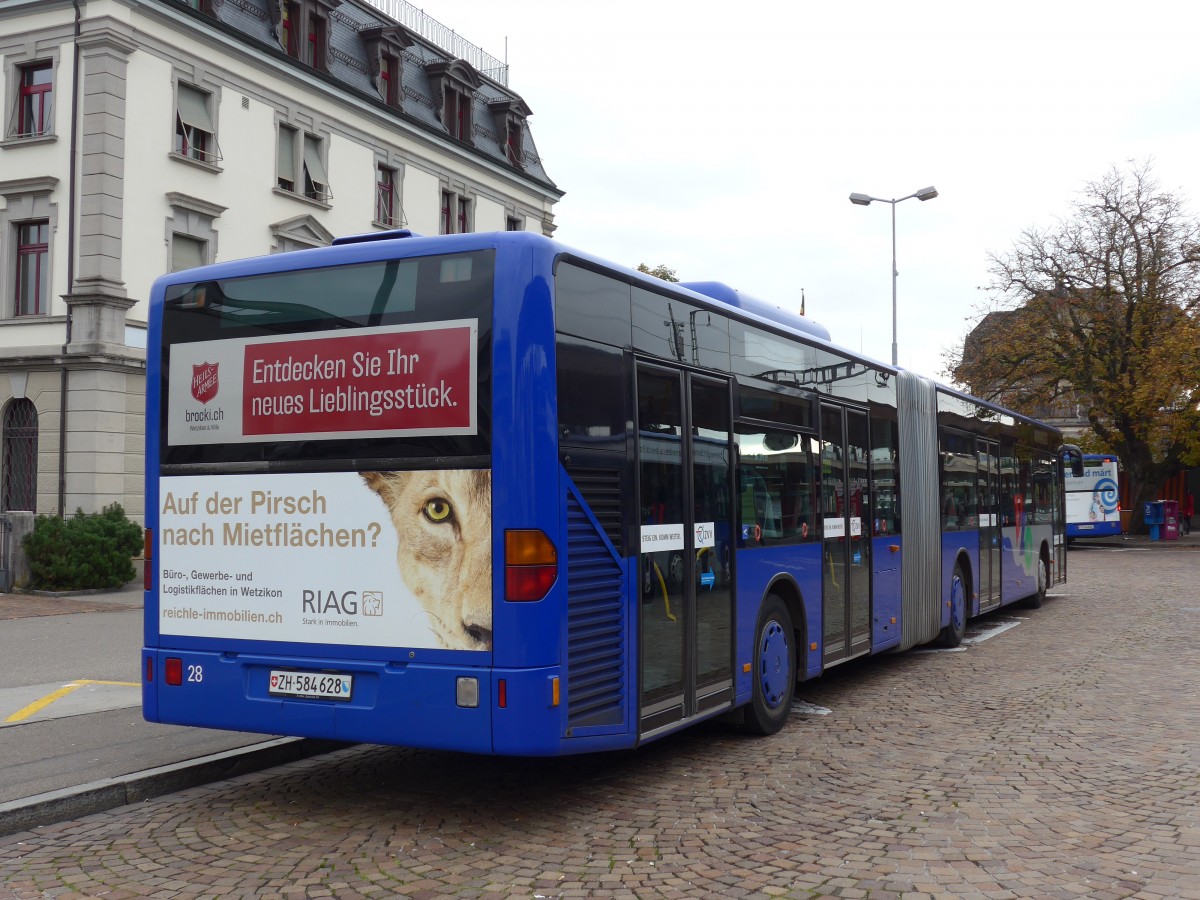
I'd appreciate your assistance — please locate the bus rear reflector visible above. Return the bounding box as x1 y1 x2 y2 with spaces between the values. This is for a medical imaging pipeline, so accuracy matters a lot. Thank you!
504 529 557 601
144 528 153 591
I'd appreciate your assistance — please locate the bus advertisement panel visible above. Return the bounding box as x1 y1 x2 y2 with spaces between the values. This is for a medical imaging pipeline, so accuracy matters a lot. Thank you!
167 320 477 446
157 469 490 652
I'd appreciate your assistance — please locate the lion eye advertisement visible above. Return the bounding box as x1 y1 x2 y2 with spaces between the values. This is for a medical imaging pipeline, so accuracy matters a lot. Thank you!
157 470 492 651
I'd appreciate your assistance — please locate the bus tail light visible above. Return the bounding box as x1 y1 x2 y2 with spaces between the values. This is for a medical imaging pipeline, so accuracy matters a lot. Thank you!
165 658 183 686
505 529 557 602
144 528 153 591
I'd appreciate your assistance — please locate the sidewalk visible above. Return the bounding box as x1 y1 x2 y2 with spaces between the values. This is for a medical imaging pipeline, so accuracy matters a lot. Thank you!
1075 528 1200 550
0 582 343 837
0 584 143 619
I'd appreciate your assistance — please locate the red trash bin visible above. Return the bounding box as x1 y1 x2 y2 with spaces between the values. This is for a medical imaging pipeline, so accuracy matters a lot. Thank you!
1162 500 1180 541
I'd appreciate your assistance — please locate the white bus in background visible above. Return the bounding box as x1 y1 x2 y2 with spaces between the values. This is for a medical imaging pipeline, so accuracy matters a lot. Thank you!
1064 454 1122 539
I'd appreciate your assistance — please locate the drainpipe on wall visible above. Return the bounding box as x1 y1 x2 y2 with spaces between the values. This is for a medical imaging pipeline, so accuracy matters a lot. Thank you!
59 0 82 518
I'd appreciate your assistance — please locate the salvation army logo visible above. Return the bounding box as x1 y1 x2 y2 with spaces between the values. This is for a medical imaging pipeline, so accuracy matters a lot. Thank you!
191 362 219 405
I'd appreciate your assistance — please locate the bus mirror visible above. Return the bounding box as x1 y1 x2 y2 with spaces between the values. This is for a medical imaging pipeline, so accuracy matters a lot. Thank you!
1060 444 1085 478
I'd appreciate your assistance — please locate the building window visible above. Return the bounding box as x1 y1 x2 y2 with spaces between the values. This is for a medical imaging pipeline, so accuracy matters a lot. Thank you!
361 26 411 110
305 12 325 70
279 1 334 73
504 121 522 165
276 126 331 202
446 88 471 142
379 52 399 107
166 191 224 275
15 220 49 316
174 83 219 163
171 234 207 271
183 0 219 15
425 60 480 147
302 134 330 201
281 3 298 56
14 61 53 138
376 165 396 226
488 98 531 170
506 216 522 232
2 399 38 512
440 191 470 234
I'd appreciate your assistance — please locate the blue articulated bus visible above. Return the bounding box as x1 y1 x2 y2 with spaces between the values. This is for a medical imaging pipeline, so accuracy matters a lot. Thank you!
142 230 1082 755
1063 454 1122 539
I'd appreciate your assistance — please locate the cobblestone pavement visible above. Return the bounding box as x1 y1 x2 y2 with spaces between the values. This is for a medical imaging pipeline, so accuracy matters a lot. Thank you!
0 545 1197 899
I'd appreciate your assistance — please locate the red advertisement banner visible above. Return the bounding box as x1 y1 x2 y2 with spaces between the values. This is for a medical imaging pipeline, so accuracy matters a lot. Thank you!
241 325 474 436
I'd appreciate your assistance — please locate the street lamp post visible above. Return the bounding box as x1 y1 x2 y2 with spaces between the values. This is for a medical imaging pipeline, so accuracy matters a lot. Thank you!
849 186 938 368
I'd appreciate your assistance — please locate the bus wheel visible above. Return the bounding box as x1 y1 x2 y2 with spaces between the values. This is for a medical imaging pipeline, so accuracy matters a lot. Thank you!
938 564 967 648
1025 552 1049 609
744 593 795 736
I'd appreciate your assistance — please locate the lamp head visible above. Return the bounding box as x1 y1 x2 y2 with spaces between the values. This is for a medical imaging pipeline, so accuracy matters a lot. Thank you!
915 185 938 201
849 193 872 206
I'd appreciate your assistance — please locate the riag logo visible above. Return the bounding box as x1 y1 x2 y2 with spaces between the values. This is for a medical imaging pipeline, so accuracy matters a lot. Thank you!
301 589 384 616
191 362 219 405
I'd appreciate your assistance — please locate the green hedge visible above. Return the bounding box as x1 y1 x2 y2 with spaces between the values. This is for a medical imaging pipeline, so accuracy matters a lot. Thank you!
23 504 143 591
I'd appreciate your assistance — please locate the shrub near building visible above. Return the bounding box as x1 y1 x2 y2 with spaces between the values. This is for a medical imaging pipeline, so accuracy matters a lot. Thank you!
23 505 143 592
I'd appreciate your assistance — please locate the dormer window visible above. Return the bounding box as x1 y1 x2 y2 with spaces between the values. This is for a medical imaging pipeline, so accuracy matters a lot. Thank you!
380 53 398 106
304 11 326 70
361 26 412 110
276 0 339 72
425 60 481 146
182 0 220 15
445 89 470 141
488 98 532 169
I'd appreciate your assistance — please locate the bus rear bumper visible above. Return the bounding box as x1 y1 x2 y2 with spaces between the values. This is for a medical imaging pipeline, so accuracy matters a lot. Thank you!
142 648 494 754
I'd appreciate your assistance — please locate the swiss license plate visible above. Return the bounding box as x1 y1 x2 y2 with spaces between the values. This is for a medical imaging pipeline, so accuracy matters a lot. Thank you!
268 669 353 700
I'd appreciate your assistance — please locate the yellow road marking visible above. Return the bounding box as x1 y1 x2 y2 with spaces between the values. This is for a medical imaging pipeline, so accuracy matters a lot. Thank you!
4 679 140 723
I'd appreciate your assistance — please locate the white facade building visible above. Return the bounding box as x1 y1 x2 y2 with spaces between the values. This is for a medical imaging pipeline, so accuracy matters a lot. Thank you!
0 0 560 523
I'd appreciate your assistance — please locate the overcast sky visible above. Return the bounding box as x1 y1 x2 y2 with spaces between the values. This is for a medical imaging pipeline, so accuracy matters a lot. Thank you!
422 0 1200 382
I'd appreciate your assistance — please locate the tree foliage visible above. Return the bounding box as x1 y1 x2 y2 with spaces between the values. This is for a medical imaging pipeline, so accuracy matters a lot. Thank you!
636 263 679 282
948 162 1200 523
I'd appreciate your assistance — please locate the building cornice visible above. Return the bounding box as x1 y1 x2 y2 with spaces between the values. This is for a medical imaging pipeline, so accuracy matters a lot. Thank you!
165 192 229 219
0 176 59 199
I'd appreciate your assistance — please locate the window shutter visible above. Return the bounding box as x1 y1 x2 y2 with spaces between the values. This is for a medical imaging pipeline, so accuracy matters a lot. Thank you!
302 134 329 188
277 126 296 181
171 234 206 272
176 84 214 132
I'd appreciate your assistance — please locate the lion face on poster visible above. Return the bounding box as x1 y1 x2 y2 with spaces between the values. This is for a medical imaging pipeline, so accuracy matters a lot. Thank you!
362 469 492 651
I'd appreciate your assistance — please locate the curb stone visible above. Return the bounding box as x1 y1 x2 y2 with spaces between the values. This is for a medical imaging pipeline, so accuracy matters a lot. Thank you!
0 738 348 838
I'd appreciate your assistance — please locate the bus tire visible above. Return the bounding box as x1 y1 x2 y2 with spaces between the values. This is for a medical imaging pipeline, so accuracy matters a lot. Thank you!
1025 550 1049 609
938 563 968 648
743 593 796 736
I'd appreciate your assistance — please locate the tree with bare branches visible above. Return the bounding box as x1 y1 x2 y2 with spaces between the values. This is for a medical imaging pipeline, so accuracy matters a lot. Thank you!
948 162 1200 527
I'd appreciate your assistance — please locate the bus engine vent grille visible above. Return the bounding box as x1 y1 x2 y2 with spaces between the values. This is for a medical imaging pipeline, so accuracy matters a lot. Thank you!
565 491 625 730
563 464 624 554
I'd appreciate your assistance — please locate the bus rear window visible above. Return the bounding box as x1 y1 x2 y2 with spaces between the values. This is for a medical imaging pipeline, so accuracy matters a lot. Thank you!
159 250 493 468
164 251 489 333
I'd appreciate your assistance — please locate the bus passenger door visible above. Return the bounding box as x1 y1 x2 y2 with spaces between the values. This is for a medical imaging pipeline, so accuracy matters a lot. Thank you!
636 366 734 737
820 404 871 666
978 439 1001 611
